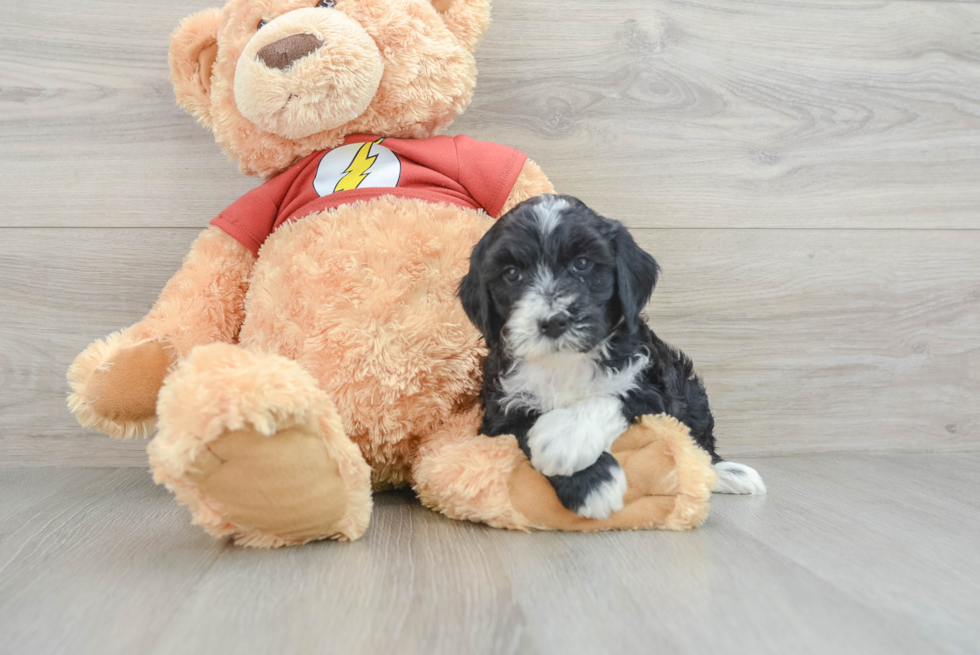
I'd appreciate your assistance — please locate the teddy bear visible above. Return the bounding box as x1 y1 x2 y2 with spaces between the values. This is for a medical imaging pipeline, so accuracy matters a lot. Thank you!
66 0 717 547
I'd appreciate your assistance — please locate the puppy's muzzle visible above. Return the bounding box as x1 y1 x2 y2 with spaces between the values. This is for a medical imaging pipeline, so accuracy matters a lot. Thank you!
538 315 570 339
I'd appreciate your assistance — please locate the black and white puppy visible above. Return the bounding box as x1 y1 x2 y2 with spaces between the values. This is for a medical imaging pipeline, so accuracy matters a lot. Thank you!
459 194 765 519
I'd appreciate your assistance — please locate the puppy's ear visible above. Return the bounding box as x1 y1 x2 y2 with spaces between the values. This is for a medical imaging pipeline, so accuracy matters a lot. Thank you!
614 225 660 332
459 231 501 343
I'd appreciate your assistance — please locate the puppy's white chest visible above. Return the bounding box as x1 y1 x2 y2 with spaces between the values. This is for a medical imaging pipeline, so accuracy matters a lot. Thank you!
498 355 645 414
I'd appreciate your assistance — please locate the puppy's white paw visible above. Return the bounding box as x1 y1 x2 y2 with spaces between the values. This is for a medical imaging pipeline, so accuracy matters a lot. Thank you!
714 461 767 495
527 397 627 477
527 407 600 476
576 464 627 519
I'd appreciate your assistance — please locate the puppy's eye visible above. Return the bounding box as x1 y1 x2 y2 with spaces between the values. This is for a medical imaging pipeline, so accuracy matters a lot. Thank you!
257 19 268 29
503 267 523 284
317 0 336 7
571 257 593 274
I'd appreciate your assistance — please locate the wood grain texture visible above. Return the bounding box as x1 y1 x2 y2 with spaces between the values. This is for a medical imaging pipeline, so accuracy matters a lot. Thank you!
146 492 534 655
0 229 197 466
1 0 979 463
0 468 227 655
463 0 980 229
0 0 260 228
727 454 980 655
642 228 980 456
2 455 978 655
2 0 980 228
2 227 977 465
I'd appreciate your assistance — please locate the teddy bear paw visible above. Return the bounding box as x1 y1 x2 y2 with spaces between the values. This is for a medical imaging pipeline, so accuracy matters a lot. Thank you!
67 337 176 438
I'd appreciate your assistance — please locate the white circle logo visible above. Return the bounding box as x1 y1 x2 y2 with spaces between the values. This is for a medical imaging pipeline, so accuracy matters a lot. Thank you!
313 139 401 197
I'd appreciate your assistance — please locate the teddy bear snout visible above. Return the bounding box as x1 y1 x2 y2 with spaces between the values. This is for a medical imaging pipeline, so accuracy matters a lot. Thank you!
256 33 324 71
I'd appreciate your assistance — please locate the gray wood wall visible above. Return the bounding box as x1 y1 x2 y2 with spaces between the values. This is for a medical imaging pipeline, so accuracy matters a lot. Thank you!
2 0 978 467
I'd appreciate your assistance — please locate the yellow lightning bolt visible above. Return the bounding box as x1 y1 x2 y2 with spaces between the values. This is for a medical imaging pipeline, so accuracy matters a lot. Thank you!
334 138 384 192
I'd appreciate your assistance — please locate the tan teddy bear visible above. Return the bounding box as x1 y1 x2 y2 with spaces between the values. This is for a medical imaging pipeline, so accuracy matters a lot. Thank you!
67 0 716 547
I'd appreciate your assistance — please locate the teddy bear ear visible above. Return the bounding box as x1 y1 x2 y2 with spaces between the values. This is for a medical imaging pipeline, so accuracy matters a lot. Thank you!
430 0 491 51
169 8 222 128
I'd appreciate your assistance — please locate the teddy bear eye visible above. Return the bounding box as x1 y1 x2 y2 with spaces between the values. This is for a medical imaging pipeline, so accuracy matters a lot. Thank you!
316 0 336 7
257 19 268 29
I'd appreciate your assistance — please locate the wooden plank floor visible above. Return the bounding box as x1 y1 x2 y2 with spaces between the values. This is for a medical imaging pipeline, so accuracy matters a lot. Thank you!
1 453 978 655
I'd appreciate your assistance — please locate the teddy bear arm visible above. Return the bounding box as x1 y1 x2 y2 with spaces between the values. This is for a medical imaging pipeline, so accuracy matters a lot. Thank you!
498 158 555 217
137 226 255 353
67 226 255 438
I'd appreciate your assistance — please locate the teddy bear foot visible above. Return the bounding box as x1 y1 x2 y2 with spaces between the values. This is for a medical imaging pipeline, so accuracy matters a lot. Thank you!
507 414 718 531
415 410 717 532
148 343 373 547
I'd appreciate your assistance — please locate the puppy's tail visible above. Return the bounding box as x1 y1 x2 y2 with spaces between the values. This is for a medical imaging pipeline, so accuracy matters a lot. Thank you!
713 461 767 495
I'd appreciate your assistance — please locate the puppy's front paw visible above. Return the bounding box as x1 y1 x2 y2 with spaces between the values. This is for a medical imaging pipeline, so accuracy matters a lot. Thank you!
527 408 603 476
526 397 628 477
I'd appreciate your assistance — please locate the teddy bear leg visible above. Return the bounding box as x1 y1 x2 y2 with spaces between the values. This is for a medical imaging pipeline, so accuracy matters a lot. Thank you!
412 407 536 531
413 410 717 532
148 343 372 547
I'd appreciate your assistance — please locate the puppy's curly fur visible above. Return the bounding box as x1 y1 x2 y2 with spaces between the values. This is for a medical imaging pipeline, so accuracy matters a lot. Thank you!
460 195 765 518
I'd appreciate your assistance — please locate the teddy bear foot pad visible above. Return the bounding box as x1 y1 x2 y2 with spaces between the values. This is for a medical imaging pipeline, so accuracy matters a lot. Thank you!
148 343 373 547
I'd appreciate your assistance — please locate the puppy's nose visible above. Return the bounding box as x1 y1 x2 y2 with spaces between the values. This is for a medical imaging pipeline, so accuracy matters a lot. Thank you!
256 33 324 71
538 316 570 339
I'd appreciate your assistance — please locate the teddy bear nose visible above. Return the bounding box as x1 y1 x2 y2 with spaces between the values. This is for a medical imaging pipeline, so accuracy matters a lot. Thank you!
256 33 324 71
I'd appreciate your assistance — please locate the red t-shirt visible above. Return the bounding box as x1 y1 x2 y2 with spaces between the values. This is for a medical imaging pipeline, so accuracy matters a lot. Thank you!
211 134 527 256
